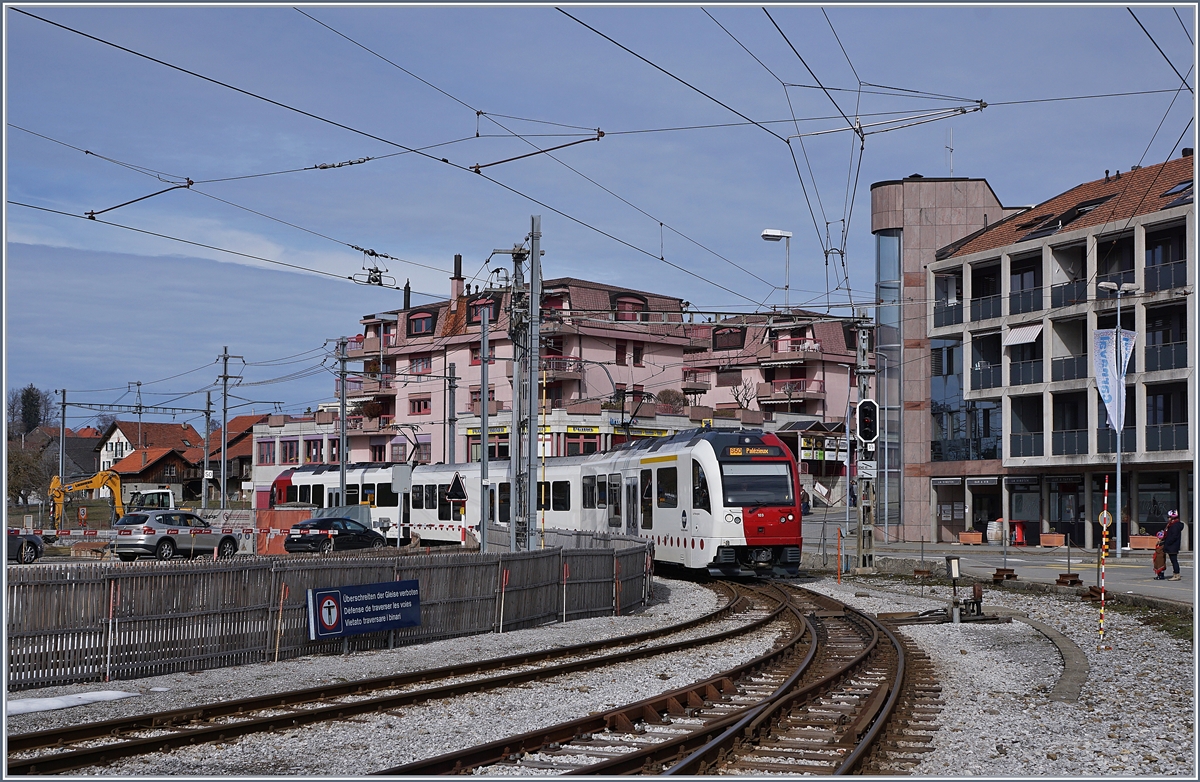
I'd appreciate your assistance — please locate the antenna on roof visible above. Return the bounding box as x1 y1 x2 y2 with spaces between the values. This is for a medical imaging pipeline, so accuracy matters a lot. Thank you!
945 128 954 177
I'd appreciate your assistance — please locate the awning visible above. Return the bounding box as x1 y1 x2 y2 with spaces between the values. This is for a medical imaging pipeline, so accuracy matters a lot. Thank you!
1003 323 1043 346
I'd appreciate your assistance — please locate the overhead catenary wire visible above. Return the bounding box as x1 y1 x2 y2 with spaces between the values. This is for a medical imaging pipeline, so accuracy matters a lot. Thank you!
1128 7 1195 95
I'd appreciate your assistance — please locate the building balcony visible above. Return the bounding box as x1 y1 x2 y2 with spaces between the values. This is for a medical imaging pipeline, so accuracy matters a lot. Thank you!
971 295 1002 321
338 378 364 399
1010 359 1043 386
933 301 963 328
1050 280 1088 308
1146 423 1189 452
931 436 1001 462
768 338 823 363
1145 261 1187 292
470 400 502 416
1096 427 1135 453
1051 355 1087 382
1009 287 1044 315
756 379 825 403
1009 432 1044 458
1096 270 1135 296
681 371 711 393
1145 342 1188 372
971 364 1003 390
539 356 585 381
346 415 364 431
1051 429 1088 455
361 375 396 394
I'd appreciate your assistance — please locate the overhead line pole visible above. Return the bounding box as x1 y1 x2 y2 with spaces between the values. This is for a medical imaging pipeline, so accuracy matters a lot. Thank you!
527 216 542 553
217 347 243 510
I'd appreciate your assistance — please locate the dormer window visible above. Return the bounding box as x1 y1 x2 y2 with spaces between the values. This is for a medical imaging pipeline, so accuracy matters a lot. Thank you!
407 311 435 336
612 294 648 322
467 298 500 325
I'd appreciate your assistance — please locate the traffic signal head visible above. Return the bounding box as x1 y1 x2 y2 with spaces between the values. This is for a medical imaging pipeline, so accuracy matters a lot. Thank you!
856 399 879 443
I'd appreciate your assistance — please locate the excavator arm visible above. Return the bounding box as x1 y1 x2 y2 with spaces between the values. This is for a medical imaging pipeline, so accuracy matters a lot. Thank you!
47 471 124 528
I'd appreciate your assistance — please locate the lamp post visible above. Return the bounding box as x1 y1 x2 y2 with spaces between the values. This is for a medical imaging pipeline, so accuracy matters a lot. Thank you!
761 229 793 309
1097 281 1137 558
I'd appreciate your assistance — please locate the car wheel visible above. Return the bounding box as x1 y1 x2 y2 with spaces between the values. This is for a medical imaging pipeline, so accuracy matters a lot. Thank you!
19 543 37 564
371 538 385 550
155 539 176 561
218 538 238 559
318 538 334 555
118 553 137 562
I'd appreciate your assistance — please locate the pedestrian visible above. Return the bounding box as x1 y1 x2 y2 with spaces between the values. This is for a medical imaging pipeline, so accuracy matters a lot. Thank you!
799 487 810 516
1161 509 1183 581
1152 529 1167 580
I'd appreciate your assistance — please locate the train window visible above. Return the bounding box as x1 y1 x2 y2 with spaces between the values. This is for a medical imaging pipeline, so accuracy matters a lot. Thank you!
552 481 571 511
410 486 423 509
499 483 511 523
487 487 496 522
692 460 711 513
438 484 451 521
537 482 550 511
424 485 437 510
377 483 399 507
298 485 310 504
582 476 596 509
286 486 299 503
608 475 621 526
346 485 360 506
721 463 794 506
313 485 324 508
657 467 677 508
640 469 653 529
596 474 608 509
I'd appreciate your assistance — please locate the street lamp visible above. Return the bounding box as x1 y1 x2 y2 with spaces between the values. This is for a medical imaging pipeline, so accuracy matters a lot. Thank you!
1097 281 1138 558
761 229 793 308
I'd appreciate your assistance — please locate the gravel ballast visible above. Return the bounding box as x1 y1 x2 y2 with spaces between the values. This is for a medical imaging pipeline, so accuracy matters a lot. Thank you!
6 576 1194 777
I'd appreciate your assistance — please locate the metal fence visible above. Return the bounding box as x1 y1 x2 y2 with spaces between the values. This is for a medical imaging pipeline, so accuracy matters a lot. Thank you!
6 538 652 691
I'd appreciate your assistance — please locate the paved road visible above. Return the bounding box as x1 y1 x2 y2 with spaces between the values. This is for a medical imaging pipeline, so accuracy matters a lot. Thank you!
800 506 1192 604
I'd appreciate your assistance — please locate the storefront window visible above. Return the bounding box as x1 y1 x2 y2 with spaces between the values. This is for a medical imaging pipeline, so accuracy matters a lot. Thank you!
1136 473 1179 536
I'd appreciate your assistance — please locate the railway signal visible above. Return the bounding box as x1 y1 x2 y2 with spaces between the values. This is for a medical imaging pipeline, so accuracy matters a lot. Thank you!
855 398 879 444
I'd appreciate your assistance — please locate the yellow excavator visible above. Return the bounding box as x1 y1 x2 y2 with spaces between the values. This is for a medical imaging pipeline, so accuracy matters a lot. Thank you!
47 472 124 528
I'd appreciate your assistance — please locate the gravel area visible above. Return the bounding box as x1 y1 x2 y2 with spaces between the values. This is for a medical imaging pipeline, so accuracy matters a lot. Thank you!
804 576 1196 777
9 575 1191 777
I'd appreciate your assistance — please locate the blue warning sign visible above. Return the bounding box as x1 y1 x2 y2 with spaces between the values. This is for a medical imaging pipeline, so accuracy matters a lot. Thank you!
307 580 421 640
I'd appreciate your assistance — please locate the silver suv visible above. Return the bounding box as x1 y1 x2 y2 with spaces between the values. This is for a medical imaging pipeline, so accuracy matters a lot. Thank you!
113 511 240 562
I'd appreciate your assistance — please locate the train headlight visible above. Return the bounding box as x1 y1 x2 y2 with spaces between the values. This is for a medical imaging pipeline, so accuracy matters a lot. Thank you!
787 514 794 521
725 513 734 523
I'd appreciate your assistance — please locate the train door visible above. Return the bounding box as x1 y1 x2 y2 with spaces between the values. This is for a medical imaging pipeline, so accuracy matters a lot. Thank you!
690 459 714 565
624 476 639 537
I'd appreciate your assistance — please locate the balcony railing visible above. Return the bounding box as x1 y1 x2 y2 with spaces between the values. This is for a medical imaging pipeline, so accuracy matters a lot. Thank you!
933 301 963 328
1097 269 1135 295
1050 280 1088 308
681 372 711 392
1145 260 1187 292
971 364 1003 390
1052 429 1088 455
771 338 823 355
346 415 364 431
1146 423 1189 451
1009 432 1045 457
1096 427 1135 453
971 295 1002 321
1010 359 1043 386
1051 355 1087 382
757 379 826 401
540 356 585 377
1145 342 1187 372
1009 287 1044 315
340 379 364 397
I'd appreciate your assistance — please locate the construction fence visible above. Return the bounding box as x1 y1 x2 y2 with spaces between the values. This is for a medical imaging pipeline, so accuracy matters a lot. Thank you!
5 537 653 691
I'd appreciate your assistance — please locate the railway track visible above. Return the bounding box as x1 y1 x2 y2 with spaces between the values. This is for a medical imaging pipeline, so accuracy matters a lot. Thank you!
379 583 913 776
6 582 772 775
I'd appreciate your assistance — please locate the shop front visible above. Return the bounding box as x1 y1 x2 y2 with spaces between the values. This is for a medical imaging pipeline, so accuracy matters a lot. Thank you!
966 477 1001 535
1049 475 1085 547
931 477 966 542
1004 476 1041 546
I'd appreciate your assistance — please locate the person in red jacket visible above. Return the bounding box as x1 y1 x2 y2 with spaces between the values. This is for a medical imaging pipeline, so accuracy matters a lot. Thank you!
1161 510 1183 581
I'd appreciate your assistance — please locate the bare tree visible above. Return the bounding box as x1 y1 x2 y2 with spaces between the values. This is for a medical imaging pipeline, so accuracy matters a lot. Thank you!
730 378 758 410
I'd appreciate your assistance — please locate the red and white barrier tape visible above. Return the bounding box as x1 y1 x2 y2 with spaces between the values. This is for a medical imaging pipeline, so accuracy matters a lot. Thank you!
9 527 338 538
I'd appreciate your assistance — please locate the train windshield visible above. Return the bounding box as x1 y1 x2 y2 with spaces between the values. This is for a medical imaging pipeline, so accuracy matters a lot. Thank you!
720 463 794 506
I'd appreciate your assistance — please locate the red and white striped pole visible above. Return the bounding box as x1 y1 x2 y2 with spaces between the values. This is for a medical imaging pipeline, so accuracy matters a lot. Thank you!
1100 476 1110 649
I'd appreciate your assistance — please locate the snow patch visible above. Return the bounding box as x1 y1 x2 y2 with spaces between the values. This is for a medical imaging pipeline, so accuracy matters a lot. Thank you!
7 690 140 716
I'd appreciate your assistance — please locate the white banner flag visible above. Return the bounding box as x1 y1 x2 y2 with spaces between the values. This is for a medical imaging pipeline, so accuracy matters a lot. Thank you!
1093 329 1136 428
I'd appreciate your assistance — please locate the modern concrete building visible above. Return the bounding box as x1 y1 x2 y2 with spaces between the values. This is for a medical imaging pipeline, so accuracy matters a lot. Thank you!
873 152 1195 550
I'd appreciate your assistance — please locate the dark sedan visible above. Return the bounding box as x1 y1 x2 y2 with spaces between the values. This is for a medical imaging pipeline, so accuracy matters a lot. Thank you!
7 530 45 564
284 518 386 554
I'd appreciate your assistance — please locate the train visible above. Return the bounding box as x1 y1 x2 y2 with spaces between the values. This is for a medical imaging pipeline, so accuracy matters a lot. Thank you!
268 427 802 577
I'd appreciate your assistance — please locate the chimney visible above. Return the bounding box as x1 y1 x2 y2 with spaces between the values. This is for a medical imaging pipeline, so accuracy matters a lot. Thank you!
450 253 465 311
403 279 411 310
1183 148 1194 158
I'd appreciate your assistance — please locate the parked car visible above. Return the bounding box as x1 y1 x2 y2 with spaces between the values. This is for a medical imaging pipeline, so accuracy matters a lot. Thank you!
284 518 386 554
113 511 240 562
7 530 44 564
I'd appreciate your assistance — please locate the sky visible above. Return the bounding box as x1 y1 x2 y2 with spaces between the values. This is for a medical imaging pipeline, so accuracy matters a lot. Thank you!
4 3 1196 432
